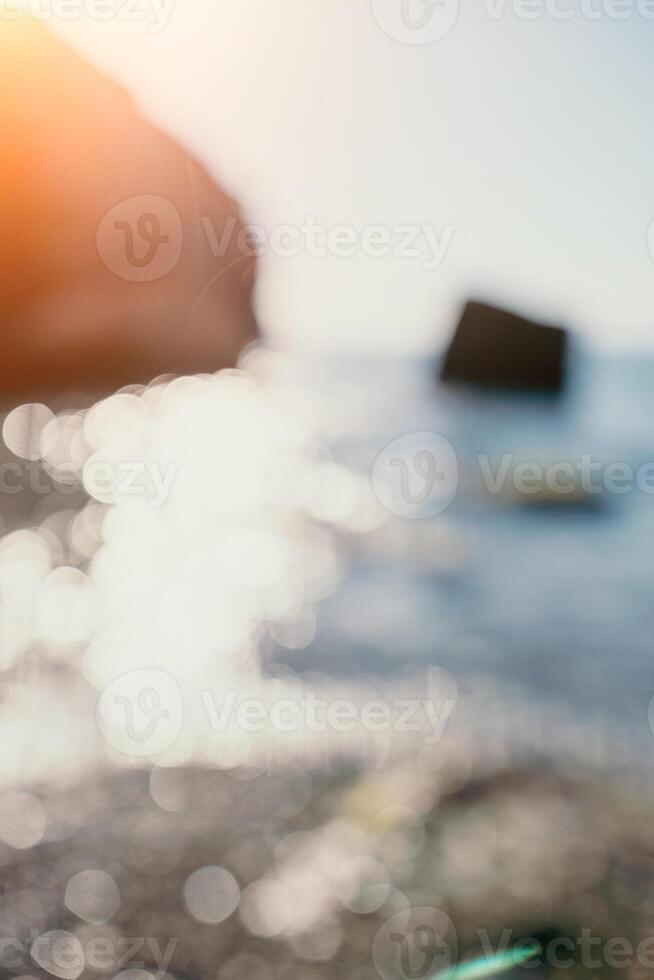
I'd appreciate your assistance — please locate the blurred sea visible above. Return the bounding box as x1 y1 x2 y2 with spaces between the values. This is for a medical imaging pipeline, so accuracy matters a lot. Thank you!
290 350 654 731
1 348 653 980
1 346 653 786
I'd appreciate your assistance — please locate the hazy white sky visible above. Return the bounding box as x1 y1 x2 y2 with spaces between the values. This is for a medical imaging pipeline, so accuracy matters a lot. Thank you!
51 0 654 353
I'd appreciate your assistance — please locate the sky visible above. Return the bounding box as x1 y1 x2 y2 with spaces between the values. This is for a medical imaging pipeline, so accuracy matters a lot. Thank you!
42 0 654 353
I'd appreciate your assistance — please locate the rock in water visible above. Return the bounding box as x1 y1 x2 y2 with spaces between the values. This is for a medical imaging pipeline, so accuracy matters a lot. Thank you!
440 301 567 392
0 17 258 400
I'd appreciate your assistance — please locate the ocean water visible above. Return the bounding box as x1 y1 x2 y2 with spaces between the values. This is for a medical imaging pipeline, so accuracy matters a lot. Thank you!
288 350 654 734
1 347 653 786
1 350 653 980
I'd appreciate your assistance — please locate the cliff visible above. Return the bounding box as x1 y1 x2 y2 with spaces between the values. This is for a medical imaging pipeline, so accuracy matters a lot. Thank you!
0 17 258 400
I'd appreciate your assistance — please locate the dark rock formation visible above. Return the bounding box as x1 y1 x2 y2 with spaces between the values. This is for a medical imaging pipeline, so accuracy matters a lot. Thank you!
440 301 567 392
0 17 258 402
